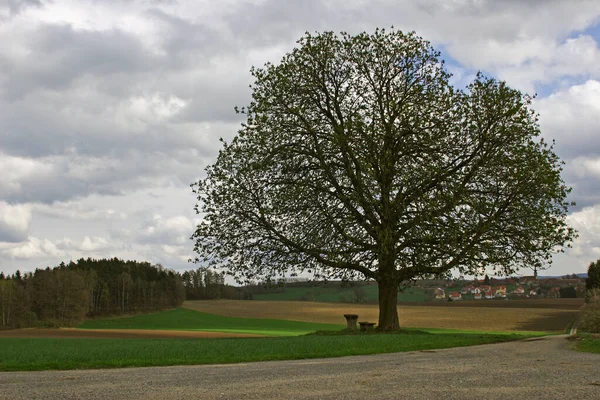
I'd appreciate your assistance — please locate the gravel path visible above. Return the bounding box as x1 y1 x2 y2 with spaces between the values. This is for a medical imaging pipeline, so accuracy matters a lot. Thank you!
1 335 598 400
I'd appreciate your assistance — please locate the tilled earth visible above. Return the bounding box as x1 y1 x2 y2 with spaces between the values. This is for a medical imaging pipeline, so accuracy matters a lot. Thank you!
183 299 580 332
1 335 598 400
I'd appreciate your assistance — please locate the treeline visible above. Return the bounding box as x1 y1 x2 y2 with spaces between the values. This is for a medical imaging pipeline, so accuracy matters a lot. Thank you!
0 258 185 329
181 268 251 300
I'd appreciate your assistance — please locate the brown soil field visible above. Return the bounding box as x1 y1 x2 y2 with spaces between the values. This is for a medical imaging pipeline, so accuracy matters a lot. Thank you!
400 298 584 309
0 328 263 339
183 300 580 332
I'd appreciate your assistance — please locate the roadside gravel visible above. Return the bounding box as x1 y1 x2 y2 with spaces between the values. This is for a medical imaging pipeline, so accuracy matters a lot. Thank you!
1 335 598 400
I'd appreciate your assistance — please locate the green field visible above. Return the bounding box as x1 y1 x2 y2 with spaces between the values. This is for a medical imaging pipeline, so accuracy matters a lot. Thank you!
253 284 428 303
78 308 343 336
249 281 540 303
0 307 552 371
0 330 544 371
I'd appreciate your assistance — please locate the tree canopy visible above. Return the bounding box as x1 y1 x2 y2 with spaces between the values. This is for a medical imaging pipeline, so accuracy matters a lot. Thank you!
192 29 576 330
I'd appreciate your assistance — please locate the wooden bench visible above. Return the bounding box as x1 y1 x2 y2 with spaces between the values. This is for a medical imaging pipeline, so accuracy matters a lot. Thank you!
359 321 376 332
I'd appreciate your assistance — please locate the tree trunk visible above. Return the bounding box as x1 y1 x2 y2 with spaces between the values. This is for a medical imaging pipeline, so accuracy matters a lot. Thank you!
377 279 400 331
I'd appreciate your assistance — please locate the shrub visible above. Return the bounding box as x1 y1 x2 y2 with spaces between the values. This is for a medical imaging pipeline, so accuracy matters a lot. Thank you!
585 288 600 304
578 304 600 333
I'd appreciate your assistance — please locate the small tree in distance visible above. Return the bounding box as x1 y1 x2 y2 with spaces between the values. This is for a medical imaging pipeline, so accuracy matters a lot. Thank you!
192 29 576 330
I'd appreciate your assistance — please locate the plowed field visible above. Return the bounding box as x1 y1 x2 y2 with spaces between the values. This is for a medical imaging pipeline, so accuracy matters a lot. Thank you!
183 299 580 332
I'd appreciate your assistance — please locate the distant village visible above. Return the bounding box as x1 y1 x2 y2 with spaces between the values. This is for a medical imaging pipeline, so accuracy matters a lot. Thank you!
421 274 584 301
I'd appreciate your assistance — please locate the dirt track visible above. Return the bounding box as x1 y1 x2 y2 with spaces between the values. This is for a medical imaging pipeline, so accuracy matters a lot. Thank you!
1 335 598 399
0 328 262 339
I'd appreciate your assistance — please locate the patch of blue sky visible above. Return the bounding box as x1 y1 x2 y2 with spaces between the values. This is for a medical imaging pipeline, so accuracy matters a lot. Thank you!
435 44 478 90
534 77 585 99
571 19 600 41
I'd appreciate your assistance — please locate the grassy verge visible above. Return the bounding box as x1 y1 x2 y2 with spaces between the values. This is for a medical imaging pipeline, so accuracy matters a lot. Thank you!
310 327 554 336
0 330 545 371
78 308 343 336
573 333 600 353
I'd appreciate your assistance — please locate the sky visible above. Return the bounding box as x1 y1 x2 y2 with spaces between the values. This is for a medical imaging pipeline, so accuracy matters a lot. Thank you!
1 0 599 278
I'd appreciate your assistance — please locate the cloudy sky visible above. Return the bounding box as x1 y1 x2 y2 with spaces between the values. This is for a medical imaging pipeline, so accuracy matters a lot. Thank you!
1 0 599 278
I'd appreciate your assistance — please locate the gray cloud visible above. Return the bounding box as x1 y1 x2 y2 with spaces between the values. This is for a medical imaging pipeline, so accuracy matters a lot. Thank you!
0 0 599 277
1 0 42 17
0 223 28 243
0 24 162 100
0 147 216 204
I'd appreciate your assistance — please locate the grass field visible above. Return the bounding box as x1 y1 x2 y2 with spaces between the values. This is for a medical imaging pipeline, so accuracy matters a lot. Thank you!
248 282 579 304
183 300 579 332
574 333 600 353
0 330 544 371
0 298 579 371
0 300 580 371
78 308 343 336
253 284 428 303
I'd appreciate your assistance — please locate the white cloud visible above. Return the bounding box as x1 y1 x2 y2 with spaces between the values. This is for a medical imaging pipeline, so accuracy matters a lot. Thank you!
536 80 600 158
551 205 600 270
2 236 61 259
0 202 31 243
494 35 600 93
138 214 195 246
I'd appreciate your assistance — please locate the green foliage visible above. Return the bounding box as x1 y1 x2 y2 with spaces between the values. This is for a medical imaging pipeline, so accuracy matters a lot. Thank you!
579 288 600 333
67 258 185 315
192 28 576 330
559 286 577 299
579 287 600 333
32 268 88 327
586 260 600 290
0 331 543 371
585 288 600 304
0 279 36 329
180 267 245 300
79 308 342 336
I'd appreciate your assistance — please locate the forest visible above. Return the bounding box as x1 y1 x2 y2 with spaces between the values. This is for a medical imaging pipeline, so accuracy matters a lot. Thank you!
0 258 251 329
0 258 186 329
180 268 251 300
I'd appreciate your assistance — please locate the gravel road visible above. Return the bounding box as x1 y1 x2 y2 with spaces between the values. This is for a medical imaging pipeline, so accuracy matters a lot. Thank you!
1 335 598 400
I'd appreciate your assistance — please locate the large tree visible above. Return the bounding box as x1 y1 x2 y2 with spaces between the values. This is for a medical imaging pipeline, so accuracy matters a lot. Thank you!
192 29 576 330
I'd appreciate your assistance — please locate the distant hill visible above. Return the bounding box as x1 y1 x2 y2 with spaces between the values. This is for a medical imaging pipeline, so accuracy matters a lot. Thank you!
538 273 587 279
